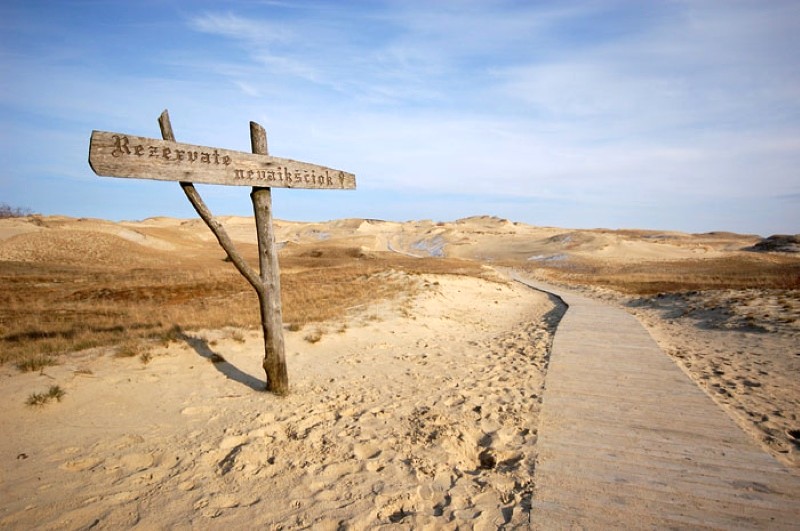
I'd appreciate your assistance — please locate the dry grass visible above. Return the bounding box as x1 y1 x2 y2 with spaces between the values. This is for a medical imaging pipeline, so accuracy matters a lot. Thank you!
5 231 794 370
12 216 792 371
26 385 65 407
525 254 800 295
0 262 252 367
280 245 488 328
0 246 486 369
16 356 58 373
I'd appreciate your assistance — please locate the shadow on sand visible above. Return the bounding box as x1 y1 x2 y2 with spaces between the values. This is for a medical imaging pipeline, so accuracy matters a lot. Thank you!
178 331 265 391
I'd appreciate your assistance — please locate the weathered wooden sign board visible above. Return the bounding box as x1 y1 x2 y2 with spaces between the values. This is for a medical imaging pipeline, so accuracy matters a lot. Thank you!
89 131 355 190
88 110 356 395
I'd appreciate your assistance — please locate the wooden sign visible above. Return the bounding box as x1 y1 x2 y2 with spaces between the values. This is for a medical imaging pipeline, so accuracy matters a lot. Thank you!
88 110 357 396
89 130 356 190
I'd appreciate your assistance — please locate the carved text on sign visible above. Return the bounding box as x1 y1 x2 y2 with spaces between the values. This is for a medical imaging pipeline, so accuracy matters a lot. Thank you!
89 131 357 190
233 168 346 187
111 135 233 166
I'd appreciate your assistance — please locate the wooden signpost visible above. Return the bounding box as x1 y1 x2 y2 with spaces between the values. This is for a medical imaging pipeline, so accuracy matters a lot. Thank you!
89 110 356 395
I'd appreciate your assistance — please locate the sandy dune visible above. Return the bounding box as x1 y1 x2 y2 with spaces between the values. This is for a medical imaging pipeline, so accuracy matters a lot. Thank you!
0 214 763 264
1 214 798 527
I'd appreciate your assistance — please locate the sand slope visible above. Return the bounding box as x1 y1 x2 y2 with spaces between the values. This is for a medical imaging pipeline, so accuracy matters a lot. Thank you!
628 289 800 467
1 274 560 528
0 214 765 266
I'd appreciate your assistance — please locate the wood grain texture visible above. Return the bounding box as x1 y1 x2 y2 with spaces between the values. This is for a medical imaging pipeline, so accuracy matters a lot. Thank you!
89 130 356 190
250 122 289 395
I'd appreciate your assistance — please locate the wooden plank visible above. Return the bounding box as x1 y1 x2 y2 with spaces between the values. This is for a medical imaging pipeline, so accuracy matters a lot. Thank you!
88 130 356 190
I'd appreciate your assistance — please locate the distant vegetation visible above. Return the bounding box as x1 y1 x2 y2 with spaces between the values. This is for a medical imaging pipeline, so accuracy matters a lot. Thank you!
0 247 487 368
524 255 800 294
0 203 34 218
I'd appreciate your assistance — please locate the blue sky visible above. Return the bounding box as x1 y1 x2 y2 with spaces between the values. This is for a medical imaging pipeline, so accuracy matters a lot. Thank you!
2 0 798 235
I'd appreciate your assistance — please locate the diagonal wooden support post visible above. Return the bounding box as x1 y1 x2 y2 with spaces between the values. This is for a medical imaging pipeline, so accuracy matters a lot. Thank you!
157 112 263 296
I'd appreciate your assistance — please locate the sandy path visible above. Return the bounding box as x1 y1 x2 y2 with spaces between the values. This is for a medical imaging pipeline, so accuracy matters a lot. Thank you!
1 274 559 529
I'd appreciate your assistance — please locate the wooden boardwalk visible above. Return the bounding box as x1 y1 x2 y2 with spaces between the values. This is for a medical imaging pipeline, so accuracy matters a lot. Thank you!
513 277 800 529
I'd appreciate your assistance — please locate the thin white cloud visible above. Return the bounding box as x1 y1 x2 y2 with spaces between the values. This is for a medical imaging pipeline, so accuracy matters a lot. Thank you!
189 11 293 45
233 80 261 97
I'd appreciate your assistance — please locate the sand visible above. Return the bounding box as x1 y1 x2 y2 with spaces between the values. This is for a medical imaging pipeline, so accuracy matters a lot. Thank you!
1 214 798 528
0 273 560 529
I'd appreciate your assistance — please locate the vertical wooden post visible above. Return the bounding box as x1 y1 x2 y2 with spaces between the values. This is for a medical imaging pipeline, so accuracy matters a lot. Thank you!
250 122 289 395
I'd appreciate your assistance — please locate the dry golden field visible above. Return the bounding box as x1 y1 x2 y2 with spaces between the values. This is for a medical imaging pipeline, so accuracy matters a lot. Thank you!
522 254 800 294
0 233 486 369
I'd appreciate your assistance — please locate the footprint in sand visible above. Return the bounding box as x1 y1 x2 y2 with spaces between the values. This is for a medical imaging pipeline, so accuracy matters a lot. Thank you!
156 451 182 469
117 452 155 472
181 405 215 416
353 442 382 460
219 435 249 450
60 457 102 472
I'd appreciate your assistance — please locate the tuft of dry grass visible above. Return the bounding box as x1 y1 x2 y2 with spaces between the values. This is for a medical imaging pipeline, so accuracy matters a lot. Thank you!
303 329 323 344
16 356 57 373
26 385 65 407
115 342 142 358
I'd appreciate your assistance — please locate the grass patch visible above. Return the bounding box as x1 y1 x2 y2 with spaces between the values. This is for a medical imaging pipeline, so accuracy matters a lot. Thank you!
26 385 66 407
303 329 323 344
526 254 800 295
1 246 488 371
157 324 185 345
16 356 57 373
115 342 141 358
5 219 795 375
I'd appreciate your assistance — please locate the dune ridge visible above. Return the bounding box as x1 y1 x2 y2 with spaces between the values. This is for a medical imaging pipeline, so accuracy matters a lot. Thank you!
1 214 798 527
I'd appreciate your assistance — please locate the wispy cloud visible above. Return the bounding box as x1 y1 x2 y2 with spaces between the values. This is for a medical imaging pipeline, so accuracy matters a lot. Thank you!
1 0 798 234
189 11 294 44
